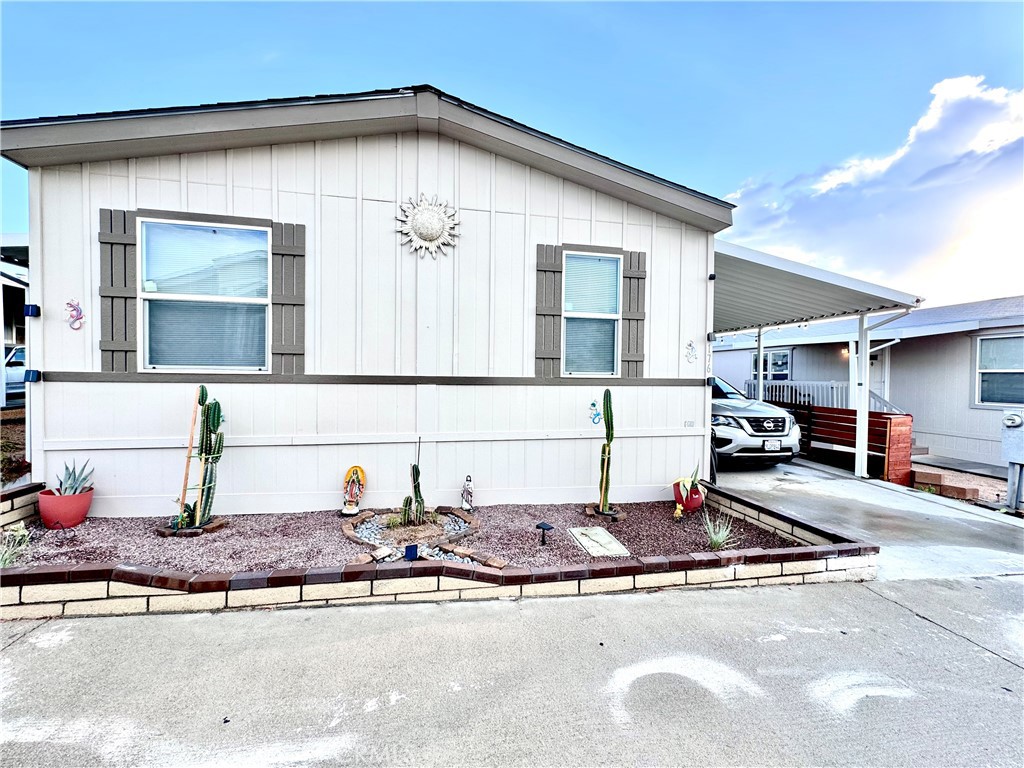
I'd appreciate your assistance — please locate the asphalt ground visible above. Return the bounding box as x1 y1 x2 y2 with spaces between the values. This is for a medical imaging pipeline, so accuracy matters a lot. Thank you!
2 575 1021 767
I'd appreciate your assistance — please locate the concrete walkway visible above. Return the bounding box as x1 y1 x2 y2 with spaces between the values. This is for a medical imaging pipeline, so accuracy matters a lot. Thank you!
913 454 1008 480
717 460 1024 581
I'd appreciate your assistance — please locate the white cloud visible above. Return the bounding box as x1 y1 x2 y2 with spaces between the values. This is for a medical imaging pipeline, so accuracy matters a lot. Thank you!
727 76 1024 306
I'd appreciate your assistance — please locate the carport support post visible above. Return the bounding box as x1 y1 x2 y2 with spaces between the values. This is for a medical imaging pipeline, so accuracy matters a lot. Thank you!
756 326 765 401
854 314 870 478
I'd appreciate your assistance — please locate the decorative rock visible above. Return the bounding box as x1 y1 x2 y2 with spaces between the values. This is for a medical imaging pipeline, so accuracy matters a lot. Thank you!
371 546 395 562
156 517 228 538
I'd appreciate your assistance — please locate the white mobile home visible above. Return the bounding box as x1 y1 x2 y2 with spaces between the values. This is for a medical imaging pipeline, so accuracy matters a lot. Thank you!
1 86 733 515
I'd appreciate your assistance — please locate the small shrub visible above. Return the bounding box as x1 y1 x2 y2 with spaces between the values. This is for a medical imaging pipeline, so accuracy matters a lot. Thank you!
0 522 31 567
386 515 402 529
427 510 439 525
702 510 738 551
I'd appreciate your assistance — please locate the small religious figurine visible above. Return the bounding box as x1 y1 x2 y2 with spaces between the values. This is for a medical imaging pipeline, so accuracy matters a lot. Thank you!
341 466 366 516
461 475 474 512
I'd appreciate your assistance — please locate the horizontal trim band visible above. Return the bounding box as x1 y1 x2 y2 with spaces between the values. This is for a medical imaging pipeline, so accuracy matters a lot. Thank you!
137 208 273 228
98 340 135 351
272 245 305 256
41 371 706 386
269 294 304 305
97 232 136 245
41 426 706 452
98 287 137 298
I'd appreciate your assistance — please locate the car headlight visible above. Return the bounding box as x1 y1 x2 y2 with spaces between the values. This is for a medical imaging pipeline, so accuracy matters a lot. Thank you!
711 415 740 428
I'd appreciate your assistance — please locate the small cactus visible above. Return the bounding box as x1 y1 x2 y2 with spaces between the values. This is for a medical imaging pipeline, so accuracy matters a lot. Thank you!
399 438 428 526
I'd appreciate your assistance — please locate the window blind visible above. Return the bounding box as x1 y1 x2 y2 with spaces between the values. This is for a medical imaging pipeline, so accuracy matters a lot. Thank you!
564 254 619 314
142 222 268 298
565 317 616 374
147 300 267 368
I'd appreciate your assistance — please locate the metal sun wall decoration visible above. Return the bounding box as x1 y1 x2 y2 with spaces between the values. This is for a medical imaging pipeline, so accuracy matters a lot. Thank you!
396 194 459 259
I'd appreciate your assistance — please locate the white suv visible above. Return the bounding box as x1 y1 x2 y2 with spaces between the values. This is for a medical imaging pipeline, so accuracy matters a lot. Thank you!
710 377 801 465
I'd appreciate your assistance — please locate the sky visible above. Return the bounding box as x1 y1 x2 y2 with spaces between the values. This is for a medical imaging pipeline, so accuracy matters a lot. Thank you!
2 1 1022 307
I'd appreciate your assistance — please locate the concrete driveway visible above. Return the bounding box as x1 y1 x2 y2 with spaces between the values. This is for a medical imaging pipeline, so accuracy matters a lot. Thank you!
1 576 1021 767
717 459 1024 581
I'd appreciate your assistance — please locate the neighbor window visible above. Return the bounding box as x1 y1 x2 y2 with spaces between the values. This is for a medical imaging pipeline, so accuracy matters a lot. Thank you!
139 219 271 370
976 335 1024 406
753 350 790 381
562 252 621 375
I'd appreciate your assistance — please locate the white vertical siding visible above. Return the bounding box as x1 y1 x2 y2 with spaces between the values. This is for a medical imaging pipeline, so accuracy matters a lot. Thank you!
39 166 86 371
40 381 705 516
889 334 1007 464
34 131 715 512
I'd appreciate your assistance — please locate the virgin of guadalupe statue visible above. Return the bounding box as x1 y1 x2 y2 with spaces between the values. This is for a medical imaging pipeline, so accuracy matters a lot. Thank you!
341 466 366 516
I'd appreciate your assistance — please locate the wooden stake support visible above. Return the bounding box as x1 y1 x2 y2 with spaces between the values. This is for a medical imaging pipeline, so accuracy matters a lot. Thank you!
178 387 202 521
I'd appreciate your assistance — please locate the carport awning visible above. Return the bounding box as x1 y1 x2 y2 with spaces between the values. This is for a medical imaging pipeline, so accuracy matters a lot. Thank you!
714 240 922 333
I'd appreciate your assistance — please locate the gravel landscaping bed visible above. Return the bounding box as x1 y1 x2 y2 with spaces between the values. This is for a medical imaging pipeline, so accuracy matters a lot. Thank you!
12 500 796 573
355 513 473 562
20 510 371 572
468 501 797 568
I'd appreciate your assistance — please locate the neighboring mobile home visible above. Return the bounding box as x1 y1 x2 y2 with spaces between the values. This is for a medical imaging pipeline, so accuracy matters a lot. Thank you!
1 86 735 515
713 295 1024 467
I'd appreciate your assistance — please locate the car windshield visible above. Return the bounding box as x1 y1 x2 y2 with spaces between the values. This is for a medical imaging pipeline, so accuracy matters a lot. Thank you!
711 377 747 400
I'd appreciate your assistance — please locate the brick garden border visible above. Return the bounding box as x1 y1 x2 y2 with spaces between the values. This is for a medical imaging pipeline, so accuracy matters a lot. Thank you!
0 484 879 620
0 482 44 529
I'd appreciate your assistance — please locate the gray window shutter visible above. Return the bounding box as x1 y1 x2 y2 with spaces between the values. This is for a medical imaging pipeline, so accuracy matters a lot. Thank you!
271 222 306 374
97 208 138 372
621 250 647 378
535 244 562 377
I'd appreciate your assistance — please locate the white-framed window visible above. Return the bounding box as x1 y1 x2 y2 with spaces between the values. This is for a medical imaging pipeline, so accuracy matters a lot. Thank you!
976 334 1024 406
137 217 272 372
752 349 791 381
561 251 621 376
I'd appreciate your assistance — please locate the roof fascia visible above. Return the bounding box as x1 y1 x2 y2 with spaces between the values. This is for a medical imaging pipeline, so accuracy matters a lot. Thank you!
713 318 1024 349
1 89 732 232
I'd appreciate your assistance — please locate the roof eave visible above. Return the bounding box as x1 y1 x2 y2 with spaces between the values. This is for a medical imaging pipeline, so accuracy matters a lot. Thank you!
0 87 733 233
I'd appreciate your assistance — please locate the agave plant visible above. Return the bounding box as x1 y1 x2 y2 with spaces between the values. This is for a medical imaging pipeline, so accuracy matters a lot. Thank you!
54 460 94 496
702 510 738 551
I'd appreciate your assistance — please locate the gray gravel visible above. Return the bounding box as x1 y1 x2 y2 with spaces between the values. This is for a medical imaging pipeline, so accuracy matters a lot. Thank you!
355 513 472 562
20 510 371 571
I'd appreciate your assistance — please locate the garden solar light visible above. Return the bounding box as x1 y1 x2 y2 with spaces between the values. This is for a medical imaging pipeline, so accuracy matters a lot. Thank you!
536 521 554 545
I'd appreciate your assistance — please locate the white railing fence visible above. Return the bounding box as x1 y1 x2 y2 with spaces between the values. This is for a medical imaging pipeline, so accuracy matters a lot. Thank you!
742 380 905 414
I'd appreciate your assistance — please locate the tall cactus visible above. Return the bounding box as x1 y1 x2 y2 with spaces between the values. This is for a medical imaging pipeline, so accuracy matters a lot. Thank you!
598 388 614 513
173 386 225 530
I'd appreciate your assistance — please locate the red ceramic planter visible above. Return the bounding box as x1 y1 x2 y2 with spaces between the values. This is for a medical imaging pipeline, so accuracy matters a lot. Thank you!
38 488 94 530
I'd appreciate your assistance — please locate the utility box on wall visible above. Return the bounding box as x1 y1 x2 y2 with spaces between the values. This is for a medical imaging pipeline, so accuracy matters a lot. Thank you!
1002 411 1024 465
